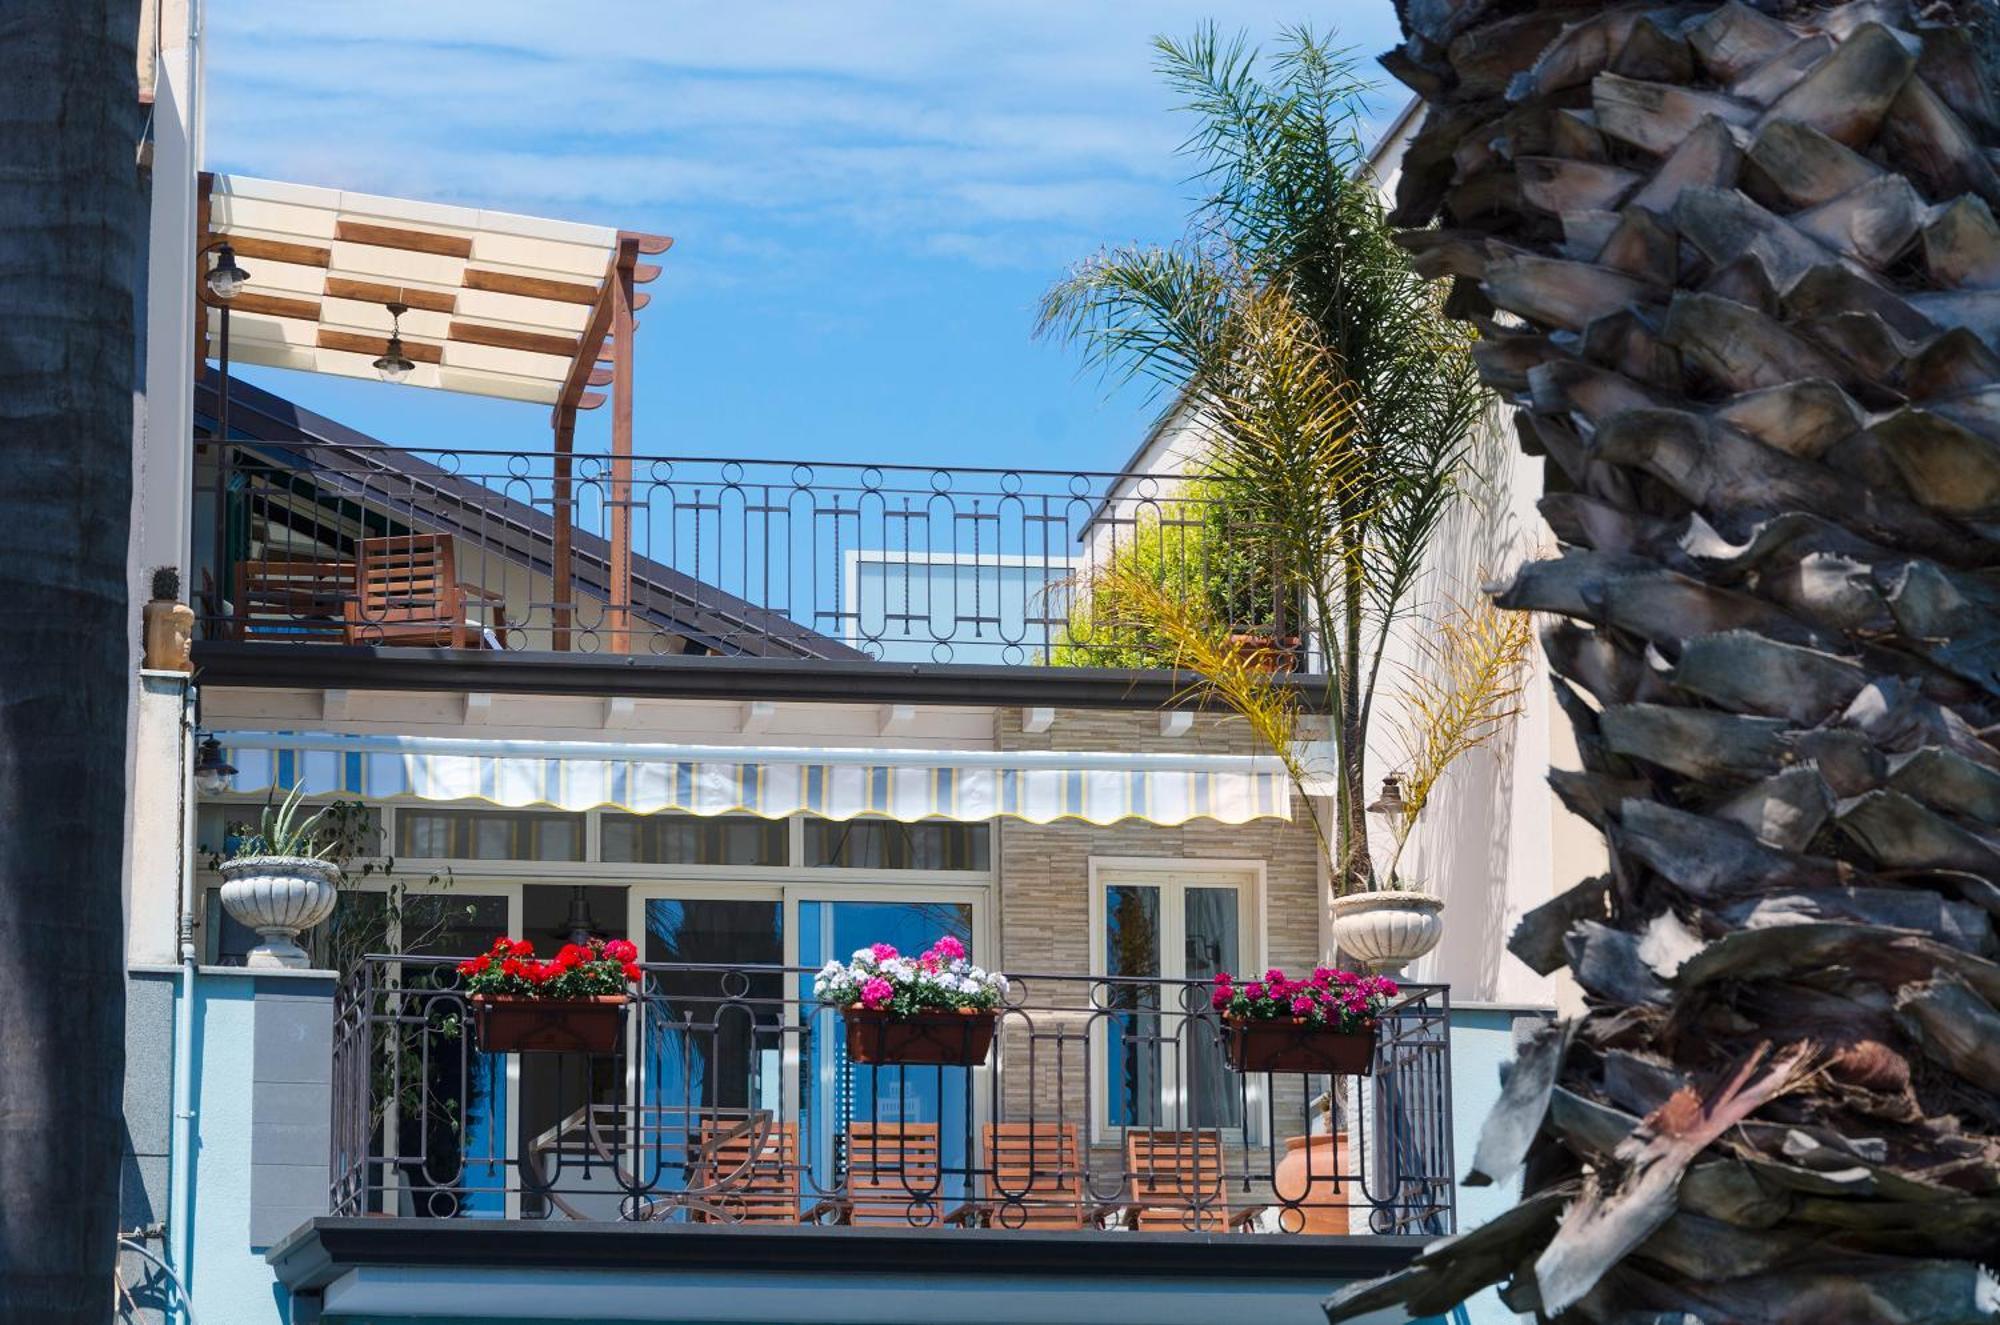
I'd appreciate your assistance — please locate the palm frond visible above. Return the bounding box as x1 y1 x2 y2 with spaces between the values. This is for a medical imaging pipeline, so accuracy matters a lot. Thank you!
1386 592 1535 870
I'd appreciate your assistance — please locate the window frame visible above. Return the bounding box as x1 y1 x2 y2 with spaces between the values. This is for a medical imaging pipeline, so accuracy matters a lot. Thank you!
1086 856 1267 1144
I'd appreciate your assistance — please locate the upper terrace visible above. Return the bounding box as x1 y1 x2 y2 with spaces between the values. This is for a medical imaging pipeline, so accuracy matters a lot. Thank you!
190 175 1304 702
191 371 1301 700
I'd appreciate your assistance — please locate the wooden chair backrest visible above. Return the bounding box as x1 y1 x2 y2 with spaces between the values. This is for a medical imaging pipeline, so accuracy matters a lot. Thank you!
1125 1128 1231 1231
982 1122 1086 1228
232 558 352 641
844 1121 942 1226
348 534 466 641
688 1115 799 1224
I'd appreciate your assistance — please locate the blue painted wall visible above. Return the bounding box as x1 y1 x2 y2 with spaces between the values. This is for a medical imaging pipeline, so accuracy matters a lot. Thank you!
1437 1006 1544 1325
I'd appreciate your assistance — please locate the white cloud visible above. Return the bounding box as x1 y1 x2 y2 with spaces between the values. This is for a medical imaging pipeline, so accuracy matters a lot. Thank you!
203 0 1408 262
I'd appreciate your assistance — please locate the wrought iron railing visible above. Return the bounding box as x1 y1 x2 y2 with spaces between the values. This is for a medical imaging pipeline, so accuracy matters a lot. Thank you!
192 439 1302 667
330 956 1453 1236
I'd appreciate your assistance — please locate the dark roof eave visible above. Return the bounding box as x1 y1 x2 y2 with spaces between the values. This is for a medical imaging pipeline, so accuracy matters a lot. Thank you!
192 640 1336 712
267 1216 1425 1293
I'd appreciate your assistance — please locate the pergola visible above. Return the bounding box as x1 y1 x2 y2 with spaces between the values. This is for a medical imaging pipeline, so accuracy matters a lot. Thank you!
196 172 671 651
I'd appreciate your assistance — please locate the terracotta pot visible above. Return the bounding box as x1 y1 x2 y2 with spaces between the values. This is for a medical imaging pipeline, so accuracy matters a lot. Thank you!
1225 632 1302 673
1329 890 1445 975
1222 1019 1377 1075
472 994 628 1054
143 595 195 672
217 855 340 968
1272 1132 1351 1235
844 1005 997 1066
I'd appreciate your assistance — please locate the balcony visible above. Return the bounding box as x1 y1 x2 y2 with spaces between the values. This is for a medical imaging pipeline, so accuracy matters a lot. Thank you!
192 376 1299 681
328 956 1453 1238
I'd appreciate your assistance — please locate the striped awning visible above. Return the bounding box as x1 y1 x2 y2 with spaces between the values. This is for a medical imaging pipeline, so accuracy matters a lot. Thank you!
211 732 1293 827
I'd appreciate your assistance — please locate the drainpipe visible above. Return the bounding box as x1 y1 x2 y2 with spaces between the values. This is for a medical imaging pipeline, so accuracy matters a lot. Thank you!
168 683 201 1322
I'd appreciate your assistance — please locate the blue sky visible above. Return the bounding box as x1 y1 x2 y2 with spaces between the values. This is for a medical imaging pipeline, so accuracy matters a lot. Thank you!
205 1 1407 475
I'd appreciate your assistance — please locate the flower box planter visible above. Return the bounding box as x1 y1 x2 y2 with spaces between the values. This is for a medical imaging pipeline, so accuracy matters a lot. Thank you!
1222 1018 1376 1075
472 994 628 1055
844 1006 998 1067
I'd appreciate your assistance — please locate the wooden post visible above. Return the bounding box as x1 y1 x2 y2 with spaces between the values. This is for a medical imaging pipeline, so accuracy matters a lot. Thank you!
607 238 638 654
550 407 575 652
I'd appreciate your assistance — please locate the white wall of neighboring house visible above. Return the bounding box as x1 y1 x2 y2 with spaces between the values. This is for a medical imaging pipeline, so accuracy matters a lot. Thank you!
125 0 203 964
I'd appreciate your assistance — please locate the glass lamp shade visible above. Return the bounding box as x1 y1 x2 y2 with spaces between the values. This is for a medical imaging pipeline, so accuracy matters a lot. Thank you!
373 336 416 384
205 244 250 300
193 736 237 795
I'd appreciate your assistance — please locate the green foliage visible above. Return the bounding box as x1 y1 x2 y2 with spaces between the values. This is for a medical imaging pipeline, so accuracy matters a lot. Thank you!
1049 476 1280 667
227 784 340 860
1038 24 1486 890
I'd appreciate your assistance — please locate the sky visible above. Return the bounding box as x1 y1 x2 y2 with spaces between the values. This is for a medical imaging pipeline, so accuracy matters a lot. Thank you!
204 1 1408 476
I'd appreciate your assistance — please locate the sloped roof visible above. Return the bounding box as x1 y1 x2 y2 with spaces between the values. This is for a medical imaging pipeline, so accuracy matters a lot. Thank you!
198 370 864 661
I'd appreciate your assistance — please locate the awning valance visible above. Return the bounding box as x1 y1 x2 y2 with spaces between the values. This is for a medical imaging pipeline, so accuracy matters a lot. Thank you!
211 732 1293 827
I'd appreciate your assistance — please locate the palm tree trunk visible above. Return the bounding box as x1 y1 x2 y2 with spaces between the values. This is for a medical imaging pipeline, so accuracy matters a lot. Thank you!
1332 4 2000 1322
0 2 141 1320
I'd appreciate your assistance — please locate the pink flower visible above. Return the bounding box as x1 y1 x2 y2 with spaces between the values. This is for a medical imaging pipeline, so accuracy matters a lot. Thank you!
870 943 899 962
929 935 966 962
1246 982 1266 1002
860 977 894 1010
1290 995 1315 1016
1212 987 1233 1011
1264 968 1286 987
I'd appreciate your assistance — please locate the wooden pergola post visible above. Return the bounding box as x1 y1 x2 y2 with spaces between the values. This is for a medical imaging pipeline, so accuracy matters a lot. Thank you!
549 229 668 653
550 408 576 652
607 236 639 653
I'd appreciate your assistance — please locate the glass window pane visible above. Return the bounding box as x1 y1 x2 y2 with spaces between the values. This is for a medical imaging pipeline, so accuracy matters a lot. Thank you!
1104 884 1161 1129
394 809 585 861
602 812 787 866
801 819 990 870
1184 887 1242 1130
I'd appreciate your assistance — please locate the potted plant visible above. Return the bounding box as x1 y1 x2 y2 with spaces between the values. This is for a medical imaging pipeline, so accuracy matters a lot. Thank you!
1212 966 1397 1075
142 565 195 673
814 936 1006 1066
218 785 343 968
458 935 640 1054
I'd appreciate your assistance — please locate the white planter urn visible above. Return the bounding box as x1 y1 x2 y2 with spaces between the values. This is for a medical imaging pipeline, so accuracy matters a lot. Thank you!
1329 890 1444 975
218 856 340 968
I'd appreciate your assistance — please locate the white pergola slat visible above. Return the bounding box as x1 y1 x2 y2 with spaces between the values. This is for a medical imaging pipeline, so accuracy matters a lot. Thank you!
201 173 662 407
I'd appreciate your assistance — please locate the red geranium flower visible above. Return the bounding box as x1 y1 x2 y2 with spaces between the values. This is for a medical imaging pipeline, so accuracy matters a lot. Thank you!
604 939 638 963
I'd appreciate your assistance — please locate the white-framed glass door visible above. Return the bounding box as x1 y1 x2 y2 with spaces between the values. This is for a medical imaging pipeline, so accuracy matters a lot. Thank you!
795 889 990 1215
1089 861 1260 1143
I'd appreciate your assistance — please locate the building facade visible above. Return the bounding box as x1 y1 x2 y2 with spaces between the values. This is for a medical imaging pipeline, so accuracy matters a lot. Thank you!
114 12 1549 1324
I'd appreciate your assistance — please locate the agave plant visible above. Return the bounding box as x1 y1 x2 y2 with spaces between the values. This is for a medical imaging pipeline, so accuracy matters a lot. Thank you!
1330 3 2000 1322
1040 27 1487 892
227 783 339 861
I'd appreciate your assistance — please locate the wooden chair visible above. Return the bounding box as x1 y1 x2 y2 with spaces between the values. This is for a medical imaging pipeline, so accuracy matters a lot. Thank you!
345 534 503 648
230 558 353 641
821 1121 944 1227
686 1114 801 1225
1119 1128 1261 1232
968 1122 1091 1229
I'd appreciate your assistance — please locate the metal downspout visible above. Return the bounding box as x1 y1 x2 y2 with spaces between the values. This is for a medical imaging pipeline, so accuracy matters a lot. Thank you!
167 683 200 1322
